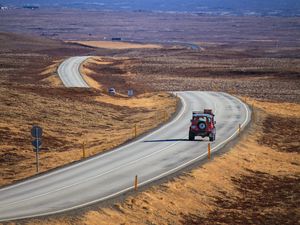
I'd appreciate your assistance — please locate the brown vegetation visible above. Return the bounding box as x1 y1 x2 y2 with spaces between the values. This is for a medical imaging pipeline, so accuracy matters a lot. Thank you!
0 10 300 224
260 115 300 153
0 84 176 186
183 171 299 225
0 33 177 186
83 42 300 102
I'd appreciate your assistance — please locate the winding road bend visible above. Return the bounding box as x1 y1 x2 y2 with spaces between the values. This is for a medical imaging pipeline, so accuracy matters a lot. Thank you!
57 56 90 87
0 57 251 222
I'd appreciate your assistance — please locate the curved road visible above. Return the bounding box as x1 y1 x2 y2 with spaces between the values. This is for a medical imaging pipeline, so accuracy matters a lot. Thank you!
57 56 90 87
0 58 251 222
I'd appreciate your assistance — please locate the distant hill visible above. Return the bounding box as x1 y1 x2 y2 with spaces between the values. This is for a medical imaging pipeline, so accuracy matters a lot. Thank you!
1 0 300 16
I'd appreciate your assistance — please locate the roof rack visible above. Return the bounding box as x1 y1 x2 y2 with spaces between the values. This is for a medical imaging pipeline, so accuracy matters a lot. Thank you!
192 109 214 117
204 109 213 115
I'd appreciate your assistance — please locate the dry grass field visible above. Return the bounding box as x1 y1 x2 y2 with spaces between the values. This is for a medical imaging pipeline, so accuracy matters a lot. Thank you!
82 42 300 102
0 85 176 186
0 9 299 225
5 42 298 225
0 32 177 186
71 41 162 50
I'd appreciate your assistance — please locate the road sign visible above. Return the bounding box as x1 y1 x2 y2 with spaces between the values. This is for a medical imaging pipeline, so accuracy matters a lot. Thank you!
33 148 41 153
32 139 42 150
31 125 43 173
128 89 134 97
31 126 42 138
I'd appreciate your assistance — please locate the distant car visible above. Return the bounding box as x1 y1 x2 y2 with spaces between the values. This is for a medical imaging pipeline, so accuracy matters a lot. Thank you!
108 87 116 95
189 109 216 142
112 37 122 41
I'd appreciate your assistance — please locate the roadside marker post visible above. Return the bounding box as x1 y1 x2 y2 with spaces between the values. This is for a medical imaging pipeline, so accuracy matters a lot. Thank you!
238 124 241 134
82 140 86 158
133 124 137 138
252 104 255 123
36 149 39 173
134 124 137 138
208 143 211 159
134 175 138 191
31 126 43 173
164 111 168 121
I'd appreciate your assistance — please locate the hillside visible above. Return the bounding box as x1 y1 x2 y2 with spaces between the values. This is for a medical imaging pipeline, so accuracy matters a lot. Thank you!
0 32 177 186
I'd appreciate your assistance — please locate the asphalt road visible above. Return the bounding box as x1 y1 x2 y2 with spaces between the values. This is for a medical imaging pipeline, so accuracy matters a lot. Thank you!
57 56 90 87
0 57 251 221
0 90 250 221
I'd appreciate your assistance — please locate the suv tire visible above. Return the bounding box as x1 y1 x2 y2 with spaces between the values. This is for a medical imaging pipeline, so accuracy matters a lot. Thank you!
209 134 215 142
198 121 206 130
189 131 195 141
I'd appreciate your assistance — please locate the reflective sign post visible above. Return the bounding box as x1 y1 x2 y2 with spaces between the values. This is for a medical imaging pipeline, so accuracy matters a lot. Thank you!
36 144 39 173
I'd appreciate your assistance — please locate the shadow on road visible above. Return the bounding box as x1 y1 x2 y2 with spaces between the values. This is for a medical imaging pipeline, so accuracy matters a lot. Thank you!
144 139 204 143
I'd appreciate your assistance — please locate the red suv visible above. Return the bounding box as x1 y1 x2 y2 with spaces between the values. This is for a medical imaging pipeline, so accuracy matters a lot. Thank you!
189 109 216 141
